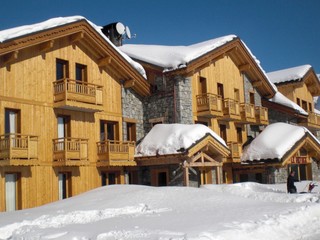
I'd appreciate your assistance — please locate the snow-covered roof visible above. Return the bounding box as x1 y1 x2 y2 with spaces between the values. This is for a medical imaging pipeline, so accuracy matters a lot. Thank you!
0 16 146 78
269 92 308 115
120 36 278 94
136 124 226 156
267 65 312 84
119 35 237 72
241 122 318 161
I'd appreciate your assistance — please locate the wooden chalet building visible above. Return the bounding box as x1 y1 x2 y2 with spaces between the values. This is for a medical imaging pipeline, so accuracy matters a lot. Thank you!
120 35 277 185
0 17 150 211
1 16 320 211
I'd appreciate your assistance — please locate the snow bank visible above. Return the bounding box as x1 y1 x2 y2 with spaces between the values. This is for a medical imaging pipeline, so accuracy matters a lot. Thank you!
1 183 320 240
136 123 226 156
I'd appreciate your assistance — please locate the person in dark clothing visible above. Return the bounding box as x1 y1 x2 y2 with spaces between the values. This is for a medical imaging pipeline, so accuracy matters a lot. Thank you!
287 171 297 193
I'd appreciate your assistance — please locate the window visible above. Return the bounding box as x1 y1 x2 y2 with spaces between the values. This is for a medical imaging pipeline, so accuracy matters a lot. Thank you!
126 122 136 141
217 83 224 99
100 121 119 141
301 100 308 111
234 88 240 102
198 77 207 95
249 92 255 105
308 102 312 112
5 109 20 134
297 98 301 106
75 63 87 82
236 127 243 143
219 124 227 142
57 116 71 139
56 59 69 80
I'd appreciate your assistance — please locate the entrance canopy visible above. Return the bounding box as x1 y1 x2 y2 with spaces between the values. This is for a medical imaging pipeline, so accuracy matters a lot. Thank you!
135 124 230 166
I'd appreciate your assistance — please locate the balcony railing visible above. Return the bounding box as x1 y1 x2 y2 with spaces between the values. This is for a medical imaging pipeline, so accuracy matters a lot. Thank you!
227 142 242 162
255 106 269 125
0 134 38 165
222 98 241 120
53 78 103 112
196 93 223 117
52 138 88 166
298 111 320 130
240 103 256 123
97 140 136 166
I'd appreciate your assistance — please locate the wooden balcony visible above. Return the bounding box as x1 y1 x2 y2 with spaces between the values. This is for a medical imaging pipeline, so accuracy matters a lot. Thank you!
221 98 241 121
298 112 320 130
240 103 256 123
227 142 242 162
0 134 38 166
52 138 89 166
254 106 269 125
53 78 104 112
196 93 223 117
97 140 136 166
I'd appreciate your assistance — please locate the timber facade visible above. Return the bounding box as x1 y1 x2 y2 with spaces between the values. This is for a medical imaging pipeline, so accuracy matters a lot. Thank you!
1 17 320 211
0 18 150 211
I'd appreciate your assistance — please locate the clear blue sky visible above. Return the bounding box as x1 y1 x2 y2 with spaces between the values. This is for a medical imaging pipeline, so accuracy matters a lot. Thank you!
1 0 319 73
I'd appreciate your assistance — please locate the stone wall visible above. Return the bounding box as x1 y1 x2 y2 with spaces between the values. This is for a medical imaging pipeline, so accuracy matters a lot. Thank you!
312 160 320 182
142 74 193 133
121 87 145 142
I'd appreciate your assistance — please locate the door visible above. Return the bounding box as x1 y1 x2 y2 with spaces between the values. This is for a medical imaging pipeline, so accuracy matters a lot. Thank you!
58 173 71 200
5 109 20 146
5 174 17 211
198 77 207 95
100 121 118 141
57 116 70 150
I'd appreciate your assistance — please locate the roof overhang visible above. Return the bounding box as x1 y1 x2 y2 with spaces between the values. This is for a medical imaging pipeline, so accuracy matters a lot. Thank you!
262 98 308 119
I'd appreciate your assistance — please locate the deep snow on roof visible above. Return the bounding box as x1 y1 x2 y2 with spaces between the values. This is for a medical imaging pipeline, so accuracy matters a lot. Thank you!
136 123 226 156
0 16 146 78
267 65 312 84
119 35 237 71
241 122 317 161
269 92 308 115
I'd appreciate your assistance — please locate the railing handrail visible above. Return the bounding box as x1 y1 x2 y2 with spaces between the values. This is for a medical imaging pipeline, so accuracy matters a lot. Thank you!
0 133 38 139
53 78 103 89
53 137 88 142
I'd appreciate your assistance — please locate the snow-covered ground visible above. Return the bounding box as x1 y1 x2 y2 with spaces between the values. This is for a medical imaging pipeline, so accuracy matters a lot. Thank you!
0 182 320 240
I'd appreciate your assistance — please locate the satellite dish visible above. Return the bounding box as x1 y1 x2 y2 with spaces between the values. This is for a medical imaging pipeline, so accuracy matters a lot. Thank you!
115 22 125 35
125 26 131 39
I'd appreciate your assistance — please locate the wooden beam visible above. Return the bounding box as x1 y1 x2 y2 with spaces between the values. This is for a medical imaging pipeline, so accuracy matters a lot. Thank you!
70 31 84 43
183 166 189 187
2 51 19 65
98 56 112 67
39 40 54 52
239 63 251 72
252 80 262 87
124 79 135 88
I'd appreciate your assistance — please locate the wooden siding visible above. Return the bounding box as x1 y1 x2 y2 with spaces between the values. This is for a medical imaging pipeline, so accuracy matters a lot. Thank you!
0 27 131 211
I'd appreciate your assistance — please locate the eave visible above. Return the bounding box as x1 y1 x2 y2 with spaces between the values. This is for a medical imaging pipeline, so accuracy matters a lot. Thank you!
262 98 308 119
